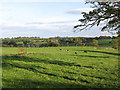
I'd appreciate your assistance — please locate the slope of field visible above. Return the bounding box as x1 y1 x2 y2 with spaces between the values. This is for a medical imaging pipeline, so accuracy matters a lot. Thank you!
98 39 112 47
2 46 119 88
85 39 112 47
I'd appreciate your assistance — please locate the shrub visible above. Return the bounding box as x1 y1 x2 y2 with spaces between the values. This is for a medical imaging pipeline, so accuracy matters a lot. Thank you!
112 39 118 49
93 39 99 47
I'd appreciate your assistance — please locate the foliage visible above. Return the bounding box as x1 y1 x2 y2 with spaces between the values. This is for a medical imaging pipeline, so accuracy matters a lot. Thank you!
54 40 60 47
112 39 118 49
28 44 30 48
79 39 83 46
23 40 30 46
93 39 99 47
1 36 116 47
31 43 35 47
82 43 86 46
8 40 17 47
47 42 60 47
22 43 24 47
66 42 69 46
74 1 120 34
36 43 40 47
47 39 60 47
73 38 79 46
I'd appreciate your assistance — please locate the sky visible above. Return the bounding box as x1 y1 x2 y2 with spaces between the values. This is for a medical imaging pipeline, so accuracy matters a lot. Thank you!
0 0 115 38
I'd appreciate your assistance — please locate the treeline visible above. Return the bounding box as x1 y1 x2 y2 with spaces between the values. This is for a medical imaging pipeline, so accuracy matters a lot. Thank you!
0 36 118 48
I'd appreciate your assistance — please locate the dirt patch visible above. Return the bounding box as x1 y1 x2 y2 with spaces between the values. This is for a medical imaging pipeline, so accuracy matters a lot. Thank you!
2 53 33 56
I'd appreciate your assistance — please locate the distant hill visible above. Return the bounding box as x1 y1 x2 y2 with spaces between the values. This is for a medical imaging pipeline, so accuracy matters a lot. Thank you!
1 36 118 47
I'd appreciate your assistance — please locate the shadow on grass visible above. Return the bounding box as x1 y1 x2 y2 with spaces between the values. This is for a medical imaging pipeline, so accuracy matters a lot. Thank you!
2 54 98 71
2 55 91 83
77 50 119 56
2 55 92 88
3 78 118 88
2 55 96 70
2 55 119 88
3 61 78 81
2 78 90 88
73 55 109 58
2 55 81 67
3 59 94 82
2 55 95 85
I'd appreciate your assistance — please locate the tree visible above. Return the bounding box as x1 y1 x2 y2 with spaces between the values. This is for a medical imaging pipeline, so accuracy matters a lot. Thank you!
73 38 79 46
36 43 40 47
93 39 99 47
47 39 60 47
66 42 69 46
82 43 86 46
22 43 24 47
28 44 30 48
31 43 34 47
74 1 120 35
54 41 60 47
79 39 83 46
8 40 17 47
23 40 30 46
112 39 118 49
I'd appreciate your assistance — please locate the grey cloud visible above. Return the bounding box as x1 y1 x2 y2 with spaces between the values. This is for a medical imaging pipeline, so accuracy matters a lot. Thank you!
26 22 44 25
27 20 76 25
66 8 94 14
66 11 82 14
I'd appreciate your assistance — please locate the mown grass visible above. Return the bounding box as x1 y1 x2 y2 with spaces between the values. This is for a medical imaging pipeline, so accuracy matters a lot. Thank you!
2 46 119 88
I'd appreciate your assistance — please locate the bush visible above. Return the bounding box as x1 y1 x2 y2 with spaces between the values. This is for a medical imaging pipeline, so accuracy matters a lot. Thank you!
112 39 118 49
93 39 99 47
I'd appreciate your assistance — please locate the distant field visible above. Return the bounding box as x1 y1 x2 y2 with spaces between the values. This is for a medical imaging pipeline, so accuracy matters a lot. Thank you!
98 39 112 47
2 46 119 88
85 39 112 47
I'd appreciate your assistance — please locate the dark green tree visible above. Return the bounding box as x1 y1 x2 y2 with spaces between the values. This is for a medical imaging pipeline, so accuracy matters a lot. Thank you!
79 39 83 46
8 40 17 47
74 1 120 35
73 38 79 46
23 40 30 46
47 39 60 47
112 39 118 49
82 43 86 46
54 41 60 47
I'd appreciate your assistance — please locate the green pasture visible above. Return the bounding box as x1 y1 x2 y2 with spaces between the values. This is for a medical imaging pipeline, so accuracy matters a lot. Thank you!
2 46 119 88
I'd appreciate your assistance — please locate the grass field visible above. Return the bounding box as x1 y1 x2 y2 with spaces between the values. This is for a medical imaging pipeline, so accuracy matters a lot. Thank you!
2 46 119 88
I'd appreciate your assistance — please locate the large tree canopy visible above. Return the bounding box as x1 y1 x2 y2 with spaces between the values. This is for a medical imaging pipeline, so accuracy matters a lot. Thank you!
74 1 120 35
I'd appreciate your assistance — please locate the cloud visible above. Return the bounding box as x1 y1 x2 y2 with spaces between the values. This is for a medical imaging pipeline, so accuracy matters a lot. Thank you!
0 6 12 11
66 8 94 14
0 21 74 38
100 31 110 34
0 22 114 38
1 20 74 34
1 0 85 2
29 17 77 23
1 17 114 38
1 17 77 31
28 21 76 25
26 17 78 27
